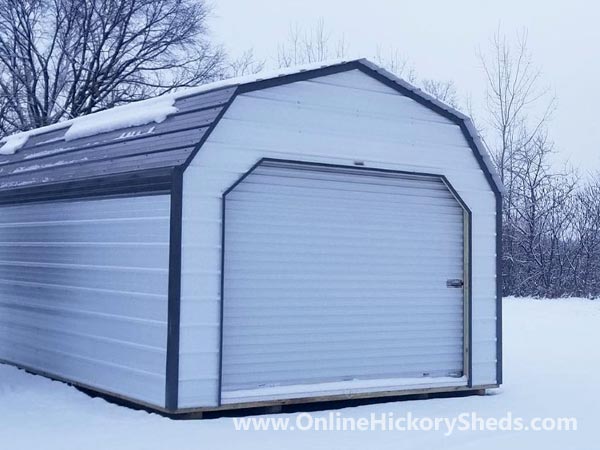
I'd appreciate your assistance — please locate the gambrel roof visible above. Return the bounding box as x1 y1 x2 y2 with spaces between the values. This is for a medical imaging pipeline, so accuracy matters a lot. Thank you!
0 59 502 203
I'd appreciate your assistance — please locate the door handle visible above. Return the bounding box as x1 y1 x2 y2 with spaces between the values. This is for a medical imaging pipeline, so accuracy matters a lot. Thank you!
446 279 464 288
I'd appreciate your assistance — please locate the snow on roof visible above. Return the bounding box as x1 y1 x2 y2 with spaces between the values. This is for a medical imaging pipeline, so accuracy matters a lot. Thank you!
0 59 351 155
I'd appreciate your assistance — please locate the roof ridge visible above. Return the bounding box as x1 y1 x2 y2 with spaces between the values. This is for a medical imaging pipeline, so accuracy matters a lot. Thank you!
0 58 360 154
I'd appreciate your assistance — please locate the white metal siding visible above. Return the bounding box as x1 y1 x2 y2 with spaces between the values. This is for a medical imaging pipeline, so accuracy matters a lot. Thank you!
0 195 170 406
220 162 466 400
180 69 498 407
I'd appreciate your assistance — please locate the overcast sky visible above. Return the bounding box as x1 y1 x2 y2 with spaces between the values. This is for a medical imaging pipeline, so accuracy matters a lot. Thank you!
210 0 599 173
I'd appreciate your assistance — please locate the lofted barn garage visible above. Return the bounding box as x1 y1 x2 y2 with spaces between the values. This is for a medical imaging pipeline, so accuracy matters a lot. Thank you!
0 59 502 414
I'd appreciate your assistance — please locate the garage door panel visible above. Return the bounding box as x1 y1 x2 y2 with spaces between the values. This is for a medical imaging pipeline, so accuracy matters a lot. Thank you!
233 166 451 191
226 203 463 223
224 357 465 377
224 362 463 389
231 183 457 205
226 193 461 213
225 297 462 310
221 161 466 400
225 327 463 341
226 242 463 256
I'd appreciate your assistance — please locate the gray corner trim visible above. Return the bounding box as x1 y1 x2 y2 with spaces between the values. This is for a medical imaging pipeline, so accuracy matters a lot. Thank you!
165 168 184 410
496 196 503 384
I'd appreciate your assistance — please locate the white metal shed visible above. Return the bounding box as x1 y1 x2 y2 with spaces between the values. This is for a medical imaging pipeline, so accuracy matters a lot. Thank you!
0 59 502 414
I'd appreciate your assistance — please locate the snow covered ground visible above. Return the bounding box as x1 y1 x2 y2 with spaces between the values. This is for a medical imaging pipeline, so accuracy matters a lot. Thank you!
1 298 598 449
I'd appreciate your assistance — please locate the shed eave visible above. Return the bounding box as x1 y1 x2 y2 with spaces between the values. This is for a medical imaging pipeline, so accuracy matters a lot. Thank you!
0 167 175 205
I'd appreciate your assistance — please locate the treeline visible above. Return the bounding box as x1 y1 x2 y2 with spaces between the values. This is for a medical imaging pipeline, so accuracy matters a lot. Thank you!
499 137 600 298
481 32 599 298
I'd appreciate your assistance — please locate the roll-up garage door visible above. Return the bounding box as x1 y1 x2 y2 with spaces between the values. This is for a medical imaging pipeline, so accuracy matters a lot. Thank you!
221 161 467 402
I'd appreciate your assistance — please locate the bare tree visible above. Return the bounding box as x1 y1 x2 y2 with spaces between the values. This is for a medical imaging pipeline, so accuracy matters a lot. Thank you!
0 0 225 135
277 19 463 112
507 132 577 296
478 28 587 297
421 79 459 108
226 49 265 78
373 47 417 83
479 28 556 182
572 179 600 296
277 19 348 68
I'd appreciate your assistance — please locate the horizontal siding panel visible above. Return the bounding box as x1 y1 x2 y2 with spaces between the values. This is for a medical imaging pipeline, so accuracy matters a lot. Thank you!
179 324 219 349
194 142 492 188
243 76 450 123
0 268 167 295
0 195 170 406
308 70 399 93
0 284 166 321
0 338 165 405
0 243 167 269
0 195 170 219
178 381 217 408
224 95 466 145
0 305 166 350
0 324 165 374
178 355 219 381
209 121 478 168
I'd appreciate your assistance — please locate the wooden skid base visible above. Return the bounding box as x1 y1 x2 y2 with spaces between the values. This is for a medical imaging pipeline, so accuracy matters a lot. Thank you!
1 360 497 419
